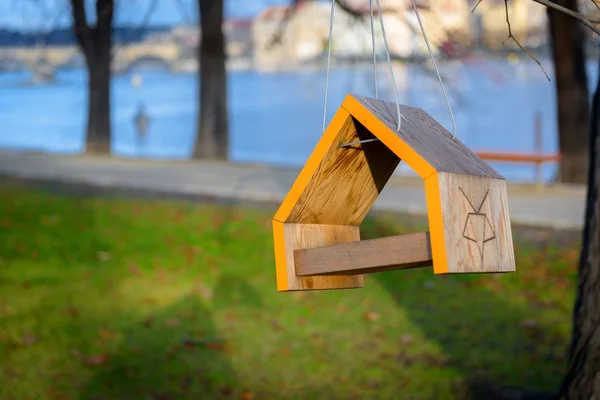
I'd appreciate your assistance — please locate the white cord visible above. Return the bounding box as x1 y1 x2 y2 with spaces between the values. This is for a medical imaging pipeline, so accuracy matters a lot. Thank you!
323 0 336 134
375 0 401 132
410 0 457 140
369 0 378 99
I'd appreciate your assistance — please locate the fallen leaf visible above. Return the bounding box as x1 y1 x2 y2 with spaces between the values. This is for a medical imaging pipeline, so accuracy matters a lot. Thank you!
271 319 283 331
97 251 111 262
22 335 36 345
399 334 412 345
70 349 82 359
520 319 538 329
129 264 142 276
166 345 178 359
281 348 291 356
99 329 116 341
241 390 254 400
225 312 237 321
220 386 233 397
86 354 109 367
142 316 154 328
196 284 213 301
166 318 181 328
184 246 198 265
67 306 80 319
207 342 228 351
365 311 380 322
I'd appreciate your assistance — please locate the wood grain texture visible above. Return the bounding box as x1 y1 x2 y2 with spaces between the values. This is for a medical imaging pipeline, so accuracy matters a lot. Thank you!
273 221 364 291
345 95 505 179
294 232 432 276
277 112 400 225
427 172 515 274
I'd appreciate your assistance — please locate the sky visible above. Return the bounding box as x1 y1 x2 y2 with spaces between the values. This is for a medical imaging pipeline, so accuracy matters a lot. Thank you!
0 0 292 31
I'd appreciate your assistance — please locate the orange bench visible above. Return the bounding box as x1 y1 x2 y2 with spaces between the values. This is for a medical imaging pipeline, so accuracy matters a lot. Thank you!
475 151 561 185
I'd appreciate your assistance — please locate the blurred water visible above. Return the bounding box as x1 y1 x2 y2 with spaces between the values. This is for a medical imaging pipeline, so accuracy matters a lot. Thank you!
0 57 597 182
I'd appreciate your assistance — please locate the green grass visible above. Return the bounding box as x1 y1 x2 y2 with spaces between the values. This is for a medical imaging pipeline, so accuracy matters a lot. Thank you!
0 179 580 399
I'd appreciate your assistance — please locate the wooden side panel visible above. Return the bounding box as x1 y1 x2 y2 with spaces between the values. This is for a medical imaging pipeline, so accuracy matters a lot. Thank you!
432 172 515 274
294 232 432 276
278 114 400 225
345 95 505 179
273 221 364 291
273 107 353 224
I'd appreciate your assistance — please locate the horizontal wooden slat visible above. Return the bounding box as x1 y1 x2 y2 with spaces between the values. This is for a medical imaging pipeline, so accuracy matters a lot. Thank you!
476 152 560 164
294 232 432 276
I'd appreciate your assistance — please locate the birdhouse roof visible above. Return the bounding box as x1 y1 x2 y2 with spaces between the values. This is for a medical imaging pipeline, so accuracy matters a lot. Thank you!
274 94 504 226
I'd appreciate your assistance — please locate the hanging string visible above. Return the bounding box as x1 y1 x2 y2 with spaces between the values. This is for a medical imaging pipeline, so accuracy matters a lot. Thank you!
375 0 401 132
369 0 378 99
410 0 456 140
322 0 336 134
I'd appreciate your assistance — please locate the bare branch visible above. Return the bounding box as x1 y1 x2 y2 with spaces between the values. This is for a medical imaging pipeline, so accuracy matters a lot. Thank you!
69 0 93 55
530 0 600 35
266 0 376 49
471 0 484 13
95 0 114 30
503 0 550 81
335 0 368 17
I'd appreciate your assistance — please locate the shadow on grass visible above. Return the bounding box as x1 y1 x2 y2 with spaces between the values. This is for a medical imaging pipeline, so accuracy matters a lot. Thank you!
361 215 567 399
79 275 263 400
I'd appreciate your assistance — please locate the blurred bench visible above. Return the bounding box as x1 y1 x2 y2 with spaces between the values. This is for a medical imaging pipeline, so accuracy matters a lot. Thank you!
475 151 561 186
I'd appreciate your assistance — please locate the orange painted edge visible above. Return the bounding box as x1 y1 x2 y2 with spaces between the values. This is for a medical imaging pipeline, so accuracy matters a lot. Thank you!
273 107 352 223
272 219 289 291
424 172 448 274
341 95 437 180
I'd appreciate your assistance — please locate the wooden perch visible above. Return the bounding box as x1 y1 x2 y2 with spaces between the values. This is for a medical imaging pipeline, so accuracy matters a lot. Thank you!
294 232 433 276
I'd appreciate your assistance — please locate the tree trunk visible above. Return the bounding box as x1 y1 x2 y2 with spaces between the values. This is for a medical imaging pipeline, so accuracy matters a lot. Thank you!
558 56 600 399
193 0 229 160
85 44 111 154
548 0 589 184
70 0 114 155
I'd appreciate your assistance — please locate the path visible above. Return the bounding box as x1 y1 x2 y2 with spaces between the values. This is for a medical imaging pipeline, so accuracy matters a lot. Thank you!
0 151 586 229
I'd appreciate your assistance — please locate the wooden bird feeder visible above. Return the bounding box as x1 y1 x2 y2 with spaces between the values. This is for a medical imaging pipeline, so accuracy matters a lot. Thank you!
272 95 516 292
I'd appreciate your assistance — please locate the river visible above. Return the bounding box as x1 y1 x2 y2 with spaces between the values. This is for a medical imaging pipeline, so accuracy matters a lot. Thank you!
0 56 597 182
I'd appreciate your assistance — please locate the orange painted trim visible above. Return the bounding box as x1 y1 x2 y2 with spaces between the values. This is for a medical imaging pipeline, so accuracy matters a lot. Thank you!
341 95 437 180
424 173 448 274
273 107 352 223
272 219 289 291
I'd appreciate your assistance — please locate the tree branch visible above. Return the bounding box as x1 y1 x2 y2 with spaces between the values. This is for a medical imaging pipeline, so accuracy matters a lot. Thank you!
503 0 550 80
95 0 114 30
69 0 92 55
530 0 600 36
